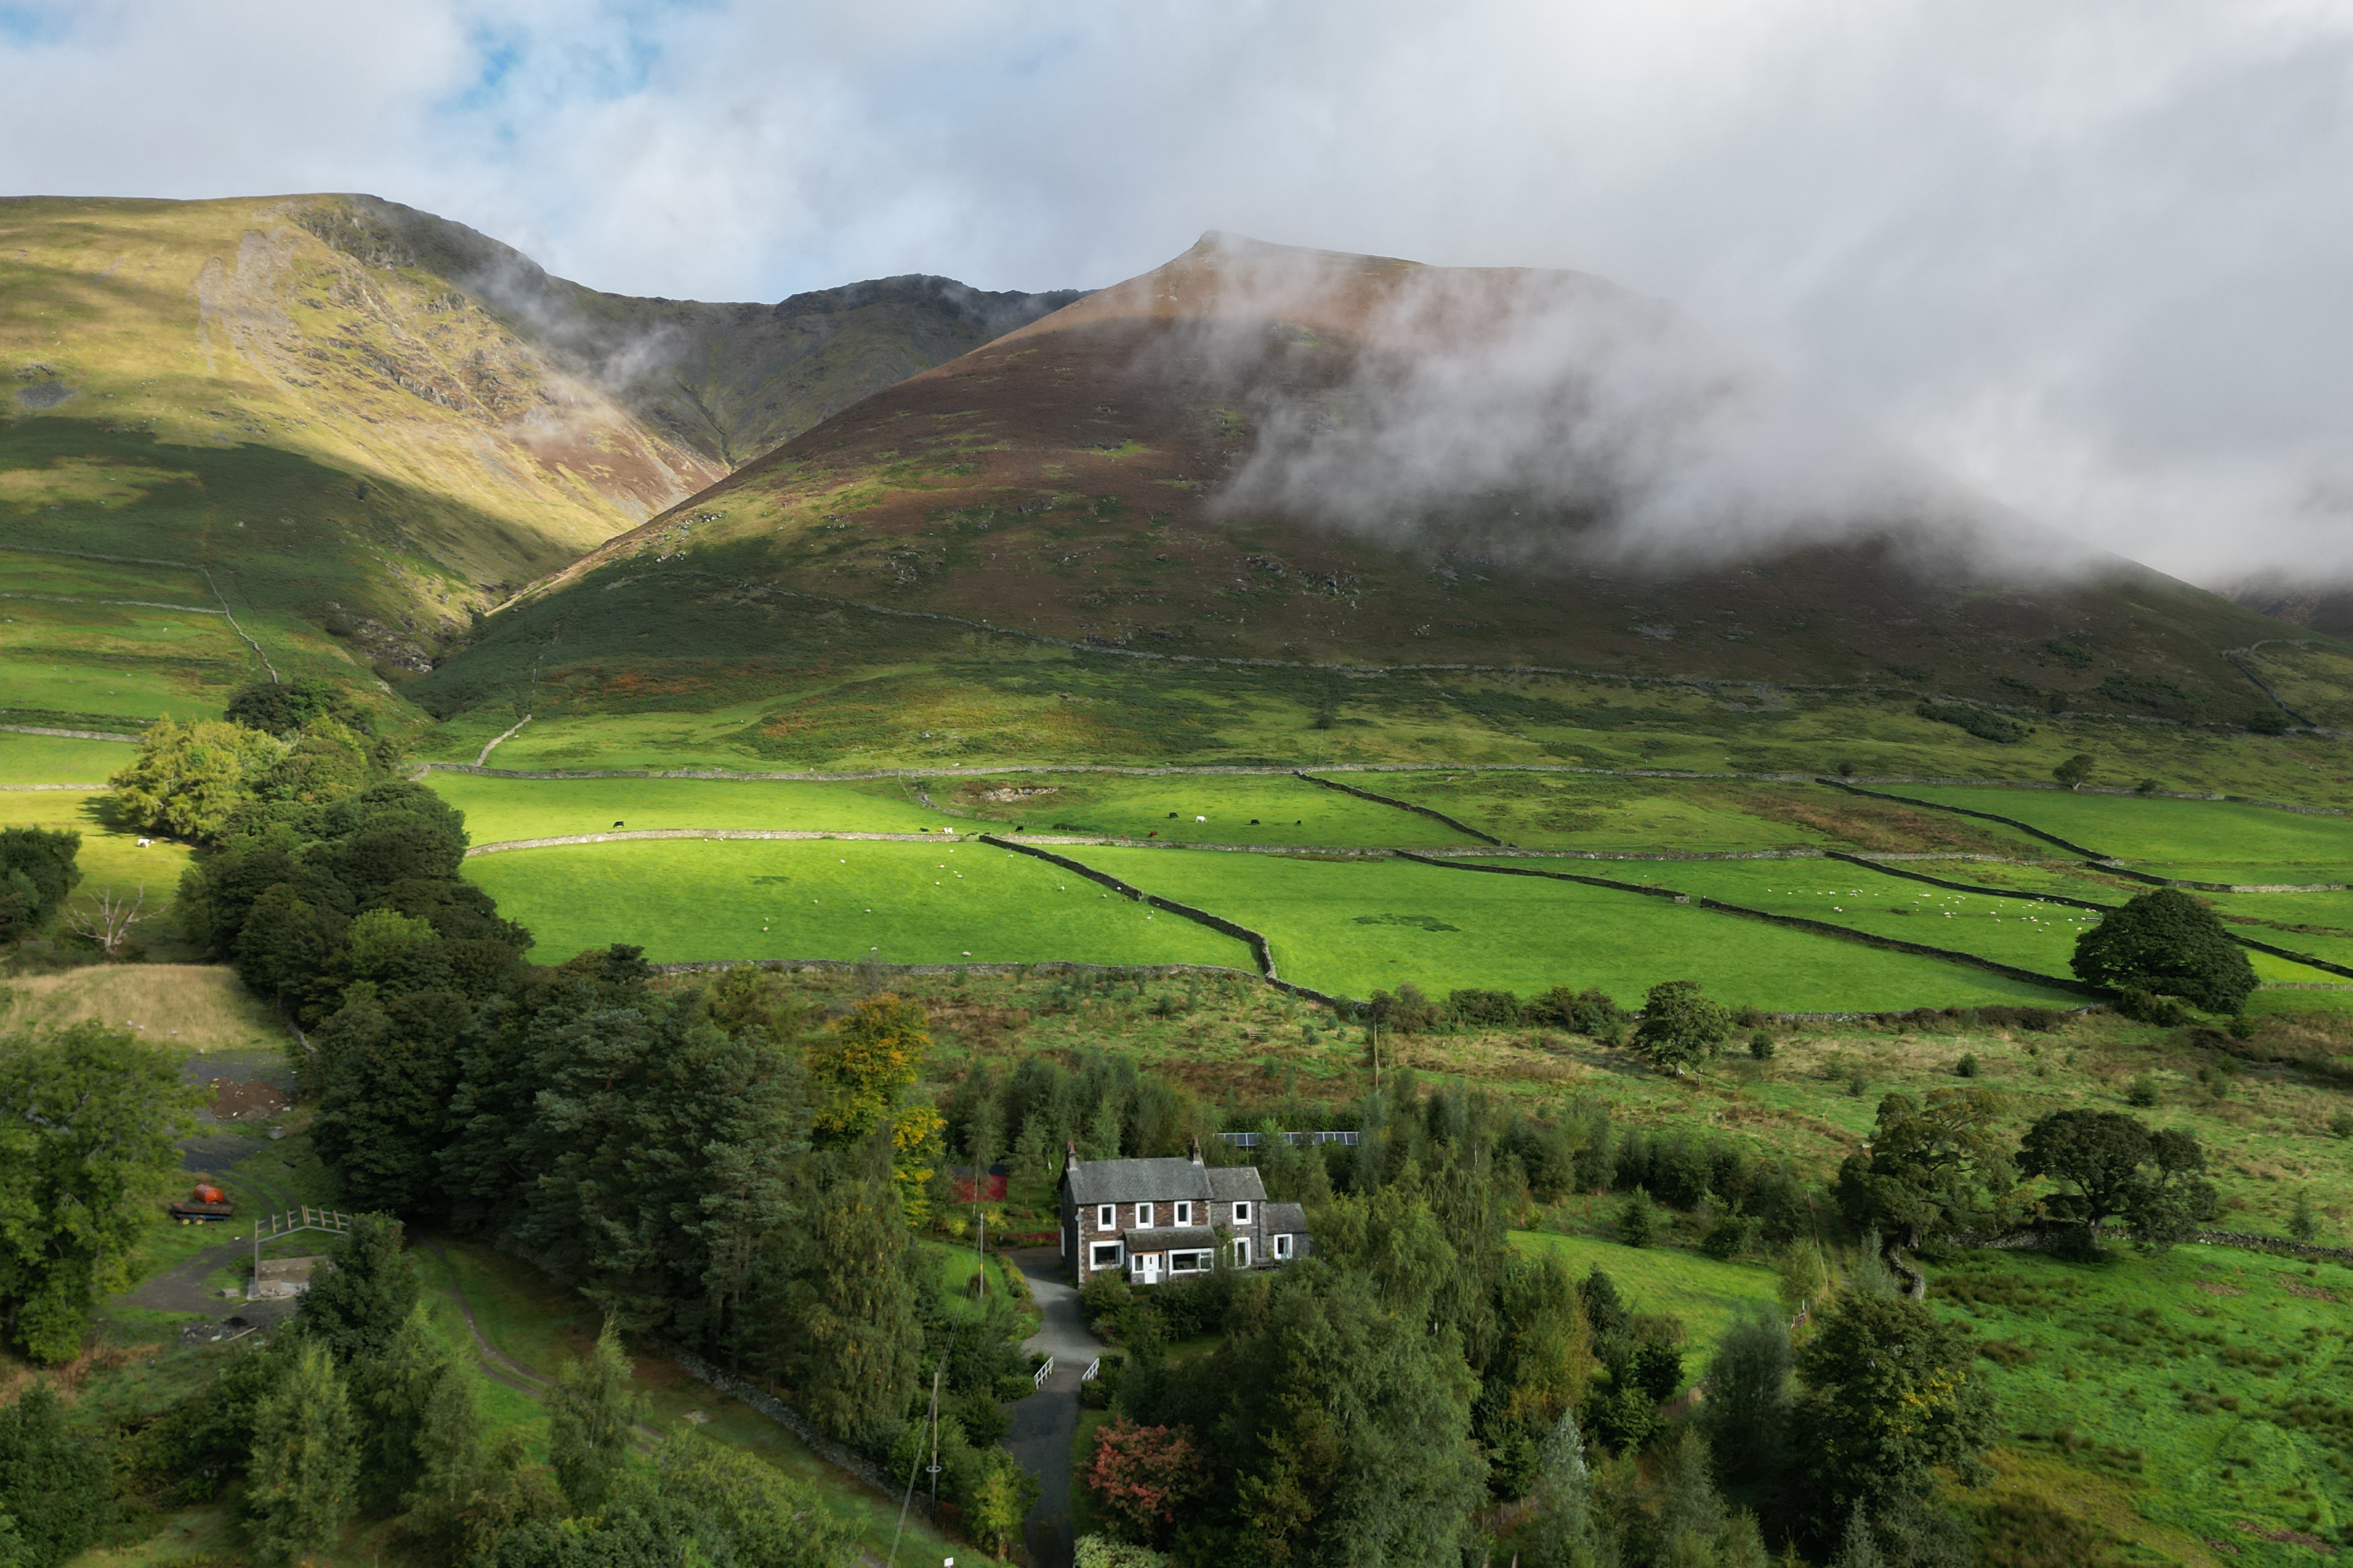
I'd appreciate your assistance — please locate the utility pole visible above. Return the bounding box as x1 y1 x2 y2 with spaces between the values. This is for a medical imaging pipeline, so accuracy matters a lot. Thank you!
976 1206 986 1300
1371 1021 1381 1093
888 1367 943 1567
926 1369 944 1517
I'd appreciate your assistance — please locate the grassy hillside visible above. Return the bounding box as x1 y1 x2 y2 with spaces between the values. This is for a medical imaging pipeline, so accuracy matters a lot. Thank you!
0 195 1073 724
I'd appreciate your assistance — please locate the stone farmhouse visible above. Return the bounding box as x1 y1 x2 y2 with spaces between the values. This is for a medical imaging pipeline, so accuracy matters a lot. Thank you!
1061 1139 1312 1285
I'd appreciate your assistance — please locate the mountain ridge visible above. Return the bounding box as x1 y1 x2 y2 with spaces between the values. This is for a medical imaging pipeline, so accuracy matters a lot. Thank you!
447 233 2314 730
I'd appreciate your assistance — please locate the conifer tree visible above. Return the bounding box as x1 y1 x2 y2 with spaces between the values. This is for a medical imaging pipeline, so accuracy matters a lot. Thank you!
245 1341 361 1565
548 1319 646 1513
0 1384 110 1568
1521 1409 1597 1568
350 1303 475 1516
795 1180 922 1447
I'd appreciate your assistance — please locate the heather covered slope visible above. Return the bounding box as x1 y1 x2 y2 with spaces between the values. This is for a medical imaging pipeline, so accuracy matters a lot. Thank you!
462 234 2318 730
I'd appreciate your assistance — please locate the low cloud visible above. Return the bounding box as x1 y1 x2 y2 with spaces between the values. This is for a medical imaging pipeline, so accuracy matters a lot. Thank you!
1203 242 2065 579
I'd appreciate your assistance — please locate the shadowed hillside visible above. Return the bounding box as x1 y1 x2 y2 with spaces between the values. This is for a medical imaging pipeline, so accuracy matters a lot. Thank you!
442 234 2318 729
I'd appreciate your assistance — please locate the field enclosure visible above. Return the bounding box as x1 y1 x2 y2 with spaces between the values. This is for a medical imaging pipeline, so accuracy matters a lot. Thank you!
440 761 2353 1011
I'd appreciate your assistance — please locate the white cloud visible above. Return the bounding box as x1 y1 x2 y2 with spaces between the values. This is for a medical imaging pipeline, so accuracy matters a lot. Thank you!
5 0 2353 583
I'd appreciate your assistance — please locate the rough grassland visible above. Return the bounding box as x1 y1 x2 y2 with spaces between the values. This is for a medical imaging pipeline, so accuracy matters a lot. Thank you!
1508 1231 1780 1375
0 964 282 1052
462 837 1254 968
427 771 957 842
1925 1243 2353 1560
0 730 134 783
1065 847 2080 1009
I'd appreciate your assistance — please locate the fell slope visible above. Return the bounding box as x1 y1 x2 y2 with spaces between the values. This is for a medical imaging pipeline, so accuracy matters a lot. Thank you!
0 194 1076 692
453 234 2314 729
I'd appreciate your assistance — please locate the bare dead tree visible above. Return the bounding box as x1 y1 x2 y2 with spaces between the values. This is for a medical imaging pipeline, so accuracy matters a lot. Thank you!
69 886 150 958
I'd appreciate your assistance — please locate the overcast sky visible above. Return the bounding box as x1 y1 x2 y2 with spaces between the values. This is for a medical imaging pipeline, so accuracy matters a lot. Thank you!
6 0 2352 586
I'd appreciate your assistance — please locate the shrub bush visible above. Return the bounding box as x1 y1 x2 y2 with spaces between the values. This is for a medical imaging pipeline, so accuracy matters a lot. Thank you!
1953 1053 1980 1078
1748 1030 1775 1061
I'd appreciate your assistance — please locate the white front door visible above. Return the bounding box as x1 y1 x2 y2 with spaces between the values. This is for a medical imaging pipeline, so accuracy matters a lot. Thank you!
1139 1253 1161 1284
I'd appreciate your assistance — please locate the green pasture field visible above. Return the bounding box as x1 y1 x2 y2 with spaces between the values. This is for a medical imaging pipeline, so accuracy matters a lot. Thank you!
1924 1242 2353 1559
462 837 1254 968
1346 772 1833 852
2207 890 2353 964
1507 1232 1779 1378
0 729 134 782
1596 858 2102 975
0 787 192 926
938 768 1474 847
1896 785 2353 878
0 591 251 722
1065 847 2080 1010
427 771 956 843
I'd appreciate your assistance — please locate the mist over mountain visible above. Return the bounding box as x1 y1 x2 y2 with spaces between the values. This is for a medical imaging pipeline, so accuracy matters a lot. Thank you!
436 233 2296 725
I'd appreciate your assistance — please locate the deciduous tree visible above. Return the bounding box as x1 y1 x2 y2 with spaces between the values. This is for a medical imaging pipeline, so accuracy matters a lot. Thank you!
106 717 282 843
1085 1418 1206 1542
293 1212 420 1363
808 993 927 1142
2072 888 2257 1013
1835 1089 2013 1250
1634 981 1730 1073
1792 1294 1994 1534
547 1319 646 1513
0 1023 196 1361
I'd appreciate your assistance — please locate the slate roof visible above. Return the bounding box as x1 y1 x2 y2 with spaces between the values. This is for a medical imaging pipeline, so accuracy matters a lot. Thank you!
1264 1202 1310 1236
1066 1156 1268 1206
1122 1226 1218 1252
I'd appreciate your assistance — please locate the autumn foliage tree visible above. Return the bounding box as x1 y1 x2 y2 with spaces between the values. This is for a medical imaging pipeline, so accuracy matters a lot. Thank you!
809 993 928 1142
1085 1417 1207 1543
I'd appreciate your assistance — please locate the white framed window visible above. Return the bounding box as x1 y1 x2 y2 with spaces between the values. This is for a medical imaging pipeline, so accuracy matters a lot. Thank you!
1136 1202 1153 1228
1232 1200 1252 1226
1273 1234 1293 1260
1089 1241 1123 1270
1097 1204 1115 1230
1233 1237 1252 1268
1169 1250 1210 1273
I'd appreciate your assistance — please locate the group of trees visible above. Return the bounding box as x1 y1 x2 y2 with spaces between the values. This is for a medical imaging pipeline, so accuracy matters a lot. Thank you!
140 1212 855 1567
1838 1090 2217 1253
1366 981 1631 1040
1074 1155 1997 1566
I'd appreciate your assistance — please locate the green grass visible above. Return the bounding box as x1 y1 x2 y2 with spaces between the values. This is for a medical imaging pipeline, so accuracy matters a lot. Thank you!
1507 1232 1780 1382
1925 1242 2353 1557
1624 858 2108 974
0 730 134 782
1898 785 2353 877
428 771 958 842
1347 773 1837 852
938 769 1474 847
0 787 193 938
1067 847 2082 1009
462 837 1256 968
